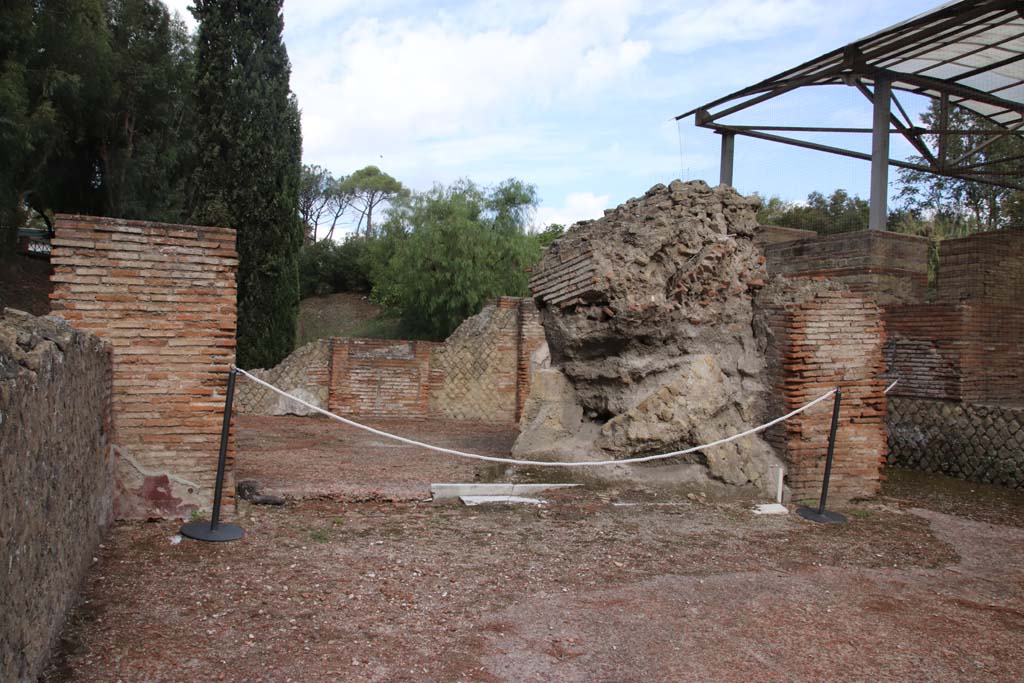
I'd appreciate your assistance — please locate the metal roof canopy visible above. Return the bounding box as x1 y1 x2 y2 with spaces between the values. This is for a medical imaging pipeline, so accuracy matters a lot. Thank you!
676 0 1024 230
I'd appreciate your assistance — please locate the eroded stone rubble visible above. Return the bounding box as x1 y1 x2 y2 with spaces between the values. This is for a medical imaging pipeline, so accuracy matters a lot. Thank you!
515 180 831 495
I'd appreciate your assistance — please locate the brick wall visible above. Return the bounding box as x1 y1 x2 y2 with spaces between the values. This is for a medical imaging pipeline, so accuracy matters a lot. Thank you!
882 230 1024 405
869 229 1024 488
49 215 237 518
766 291 888 502
428 296 546 422
883 304 964 401
937 228 1024 306
241 298 545 424
330 338 441 418
1 310 113 683
516 298 547 421
764 230 929 306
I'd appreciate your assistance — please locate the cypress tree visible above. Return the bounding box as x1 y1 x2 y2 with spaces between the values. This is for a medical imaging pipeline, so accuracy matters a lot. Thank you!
189 0 302 369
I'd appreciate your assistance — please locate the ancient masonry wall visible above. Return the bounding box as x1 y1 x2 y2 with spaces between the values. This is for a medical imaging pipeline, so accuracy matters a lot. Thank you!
50 215 238 518
235 338 332 416
237 297 544 423
768 227 1023 489
331 338 441 418
882 231 1024 487
1 310 113 683
430 297 546 422
765 291 889 502
887 397 1024 488
764 230 929 306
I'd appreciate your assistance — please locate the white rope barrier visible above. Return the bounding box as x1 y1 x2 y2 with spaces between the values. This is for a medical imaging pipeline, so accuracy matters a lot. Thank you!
884 379 898 394
234 366 838 468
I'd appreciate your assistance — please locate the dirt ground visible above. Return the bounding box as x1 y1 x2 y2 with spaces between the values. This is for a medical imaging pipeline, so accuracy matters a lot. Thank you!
42 417 1024 683
234 415 516 501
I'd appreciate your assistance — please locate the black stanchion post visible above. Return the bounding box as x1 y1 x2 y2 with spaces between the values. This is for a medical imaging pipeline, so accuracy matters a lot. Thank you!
180 366 245 542
797 387 847 525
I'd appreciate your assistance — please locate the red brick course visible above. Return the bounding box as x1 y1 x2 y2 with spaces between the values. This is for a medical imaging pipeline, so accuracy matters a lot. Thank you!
50 215 238 518
329 338 441 418
766 291 888 503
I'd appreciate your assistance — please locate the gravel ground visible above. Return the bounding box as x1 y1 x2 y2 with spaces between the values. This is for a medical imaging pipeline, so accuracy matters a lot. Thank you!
40 418 1024 683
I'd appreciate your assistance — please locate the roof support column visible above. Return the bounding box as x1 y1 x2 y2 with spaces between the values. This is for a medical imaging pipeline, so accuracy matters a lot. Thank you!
869 76 891 231
719 131 735 186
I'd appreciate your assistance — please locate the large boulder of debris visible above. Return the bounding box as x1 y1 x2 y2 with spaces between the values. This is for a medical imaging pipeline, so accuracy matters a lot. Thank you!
515 180 787 493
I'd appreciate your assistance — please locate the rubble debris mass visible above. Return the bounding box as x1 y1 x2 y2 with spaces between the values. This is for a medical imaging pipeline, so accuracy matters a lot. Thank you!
515 180 798 493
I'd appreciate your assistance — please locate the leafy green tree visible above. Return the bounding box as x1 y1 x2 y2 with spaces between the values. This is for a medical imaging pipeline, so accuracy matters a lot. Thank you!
0 0 114 252
188 0 303 369
101 0 195 221
1 0 196 255
757 189 869 234
297 236 373 298
373 178 539 339
0 0 43 254
532 223 565 250
298 164 351 243
340 165 408 238
896 100 1024 232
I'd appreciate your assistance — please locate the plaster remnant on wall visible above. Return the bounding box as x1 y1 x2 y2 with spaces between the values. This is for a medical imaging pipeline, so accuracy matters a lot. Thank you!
111 445 205 519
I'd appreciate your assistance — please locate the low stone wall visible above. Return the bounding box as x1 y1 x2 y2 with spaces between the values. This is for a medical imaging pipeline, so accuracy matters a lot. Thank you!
430 297 545 422
235 338 331 416
331 338 441 418
236 297 545 423
888 397 1024 488
0 309 113 683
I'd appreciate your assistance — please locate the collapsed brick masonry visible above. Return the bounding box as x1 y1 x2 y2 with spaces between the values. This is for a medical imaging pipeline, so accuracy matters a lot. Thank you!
49 214 238 518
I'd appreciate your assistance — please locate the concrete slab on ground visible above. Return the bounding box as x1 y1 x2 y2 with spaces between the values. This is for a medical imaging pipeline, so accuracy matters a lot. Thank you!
460 495 545 506
431 483 579 500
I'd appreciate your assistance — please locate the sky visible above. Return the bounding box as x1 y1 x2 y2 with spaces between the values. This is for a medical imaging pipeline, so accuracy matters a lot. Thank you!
165 0 947 232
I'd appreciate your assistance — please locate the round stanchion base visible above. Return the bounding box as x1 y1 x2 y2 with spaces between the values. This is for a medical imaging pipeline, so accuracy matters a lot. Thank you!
179 521 245 542
796 507 847 524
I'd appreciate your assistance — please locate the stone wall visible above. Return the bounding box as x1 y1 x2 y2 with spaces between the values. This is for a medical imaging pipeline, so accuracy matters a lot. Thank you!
236 298 544 424
767 227 1024 489
763 290 889 502
883 304 964 401
236 338 331 416
764 230 929 306
50 215 238 518
938 228 1024 306
888 397 1023 488
1 310 113 683
430 297 545 422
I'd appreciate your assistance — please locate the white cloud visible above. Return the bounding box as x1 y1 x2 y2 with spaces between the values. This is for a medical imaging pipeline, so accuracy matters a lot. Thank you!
652 0 823 54
290 1 651 169
535 192 610 229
